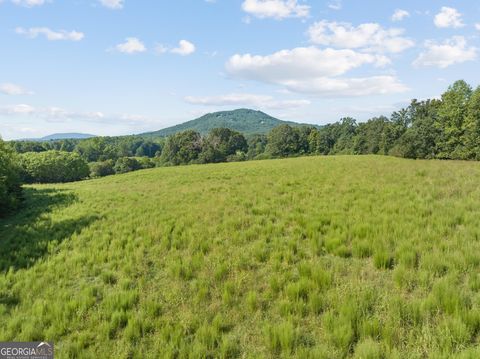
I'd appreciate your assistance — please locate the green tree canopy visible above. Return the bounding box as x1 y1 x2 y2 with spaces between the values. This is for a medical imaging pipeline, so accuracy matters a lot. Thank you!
266 125 302 157
160 130 203 165
20 151 90 183
0 139 22 216
200 128 248 163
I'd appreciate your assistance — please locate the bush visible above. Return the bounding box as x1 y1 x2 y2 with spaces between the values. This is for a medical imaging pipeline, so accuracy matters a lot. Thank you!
114 157 141 174
20 150 89 183
0 139 22 216
135 157 155 169
89 160 115 178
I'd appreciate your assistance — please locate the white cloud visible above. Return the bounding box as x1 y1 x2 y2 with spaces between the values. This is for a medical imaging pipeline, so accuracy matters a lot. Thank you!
241 0 309 20
15 27 84 41
226 47 407 97
171 40 196 56
184 93 310 110
0 83 33 95
276 76 408 97
0 104 36 115
115 37 146 54
156 40 196 56
307 21 414 53
434 7 464 28
0 103 152 126
413 36 477 68
99 0 123 9
227 47 389 81
328 0 342 11
11 0 46 7
475 23 480 31
392 9 410 22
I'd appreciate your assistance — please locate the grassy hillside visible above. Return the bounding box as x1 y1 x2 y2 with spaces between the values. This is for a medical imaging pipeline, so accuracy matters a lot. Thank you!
142 108 314 137
2 156 480 358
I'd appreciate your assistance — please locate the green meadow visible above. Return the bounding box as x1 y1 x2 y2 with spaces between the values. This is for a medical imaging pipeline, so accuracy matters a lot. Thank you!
2 155 480 358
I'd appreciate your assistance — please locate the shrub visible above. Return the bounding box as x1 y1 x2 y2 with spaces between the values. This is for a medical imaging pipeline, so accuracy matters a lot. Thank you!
136 157 155 169
89 160 115 178
20 150 89 183
114 157 141 174
0 139 22 216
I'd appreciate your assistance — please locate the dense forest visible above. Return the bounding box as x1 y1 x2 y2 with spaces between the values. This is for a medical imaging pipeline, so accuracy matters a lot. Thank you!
1 80 480 215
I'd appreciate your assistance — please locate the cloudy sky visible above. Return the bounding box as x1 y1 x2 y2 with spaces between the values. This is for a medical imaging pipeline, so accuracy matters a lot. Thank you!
1 0 479 140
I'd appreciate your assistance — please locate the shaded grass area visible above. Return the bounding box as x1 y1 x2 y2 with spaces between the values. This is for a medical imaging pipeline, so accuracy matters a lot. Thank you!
1 156 480 358
0 188 98 271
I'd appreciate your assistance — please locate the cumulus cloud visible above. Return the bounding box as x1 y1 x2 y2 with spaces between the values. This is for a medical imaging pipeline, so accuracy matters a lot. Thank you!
0 83 33 95
475 23 480 31
413 36 477 68
307 21 414 54
156 40 196 56
392 9 410 22
184 93 310 110
171 40 196 56
115 37 146 54
11 0 46 7
226 47 407 97
16 27 84 41
241 0 309 20
99 0 123 9
434 7 464 28
227 47 389 81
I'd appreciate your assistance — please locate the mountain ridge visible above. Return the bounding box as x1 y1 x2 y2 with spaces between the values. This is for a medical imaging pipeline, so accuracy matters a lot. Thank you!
19 133 96 142
141 109 317 137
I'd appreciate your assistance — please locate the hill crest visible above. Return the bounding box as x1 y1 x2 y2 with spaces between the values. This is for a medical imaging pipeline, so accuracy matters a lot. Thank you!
142 109 315 137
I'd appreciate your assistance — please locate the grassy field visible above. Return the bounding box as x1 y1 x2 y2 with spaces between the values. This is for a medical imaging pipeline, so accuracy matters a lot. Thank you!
2 156 480 358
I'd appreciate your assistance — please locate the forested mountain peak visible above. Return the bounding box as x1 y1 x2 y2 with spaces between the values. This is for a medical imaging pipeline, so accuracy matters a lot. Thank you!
142 109 315 137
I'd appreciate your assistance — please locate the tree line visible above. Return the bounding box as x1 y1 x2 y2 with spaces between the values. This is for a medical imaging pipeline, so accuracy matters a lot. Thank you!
1 80 480 216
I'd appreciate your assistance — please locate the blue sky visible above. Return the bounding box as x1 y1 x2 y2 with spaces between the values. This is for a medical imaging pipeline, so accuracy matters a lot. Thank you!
1 0 479 140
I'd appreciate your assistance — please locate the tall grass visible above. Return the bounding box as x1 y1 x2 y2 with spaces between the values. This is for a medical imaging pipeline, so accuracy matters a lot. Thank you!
1 155 480 357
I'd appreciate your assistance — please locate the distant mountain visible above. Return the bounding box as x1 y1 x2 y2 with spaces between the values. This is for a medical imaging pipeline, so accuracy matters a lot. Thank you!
142 109 317 137
20 133 96 142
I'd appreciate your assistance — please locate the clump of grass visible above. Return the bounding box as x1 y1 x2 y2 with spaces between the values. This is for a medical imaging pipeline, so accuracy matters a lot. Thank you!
396 245 418 269
124 317 143 343
286 278 313 303
222 281 236 307
264 320 298 355
108 310 128 338
373 250 394 270
219 334 240 358
353 338 383 359
352 240 373 258
245 290 258 312
101 271 117 285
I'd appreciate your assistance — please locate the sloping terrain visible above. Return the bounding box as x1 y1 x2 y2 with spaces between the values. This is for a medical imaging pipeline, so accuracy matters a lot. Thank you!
1 156 480 358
